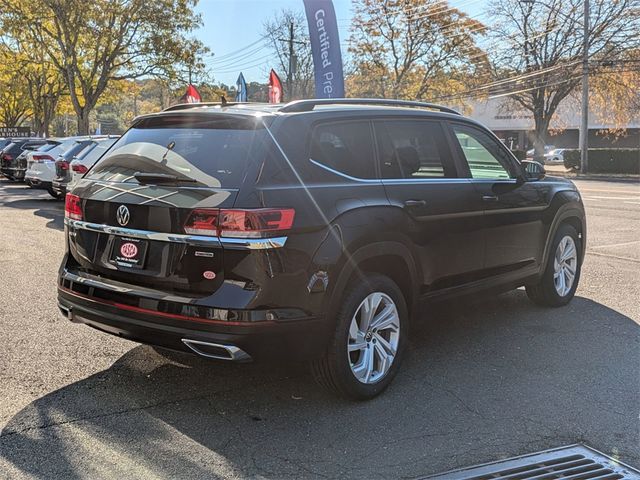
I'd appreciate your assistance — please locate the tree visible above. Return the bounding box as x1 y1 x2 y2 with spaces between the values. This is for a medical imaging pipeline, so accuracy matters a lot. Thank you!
589 50 640 135
0 0 206 134
348 0 487 100
488 0 639 159
262 9 315 100
22 52 66 137
0 46 31 127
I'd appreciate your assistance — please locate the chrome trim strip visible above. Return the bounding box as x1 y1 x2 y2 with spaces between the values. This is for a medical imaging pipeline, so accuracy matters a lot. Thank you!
181 339 252 362
219 236 288 250
64 219 287 249
65 218 221 247
309 158 381 183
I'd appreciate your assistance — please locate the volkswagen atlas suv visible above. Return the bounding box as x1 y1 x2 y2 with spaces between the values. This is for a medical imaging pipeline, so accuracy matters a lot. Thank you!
57 99 586 400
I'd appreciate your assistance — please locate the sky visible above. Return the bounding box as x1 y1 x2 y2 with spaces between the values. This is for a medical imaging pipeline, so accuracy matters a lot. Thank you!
193 0 485 86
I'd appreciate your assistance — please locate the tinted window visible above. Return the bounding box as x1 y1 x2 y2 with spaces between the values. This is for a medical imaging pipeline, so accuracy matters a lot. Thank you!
452 124 513 179
375 120 454 179
310 121 375 179
88 116 265 188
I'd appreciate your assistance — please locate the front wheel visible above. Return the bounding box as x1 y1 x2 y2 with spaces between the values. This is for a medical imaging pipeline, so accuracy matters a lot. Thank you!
526 224 582 307
311 274 408 400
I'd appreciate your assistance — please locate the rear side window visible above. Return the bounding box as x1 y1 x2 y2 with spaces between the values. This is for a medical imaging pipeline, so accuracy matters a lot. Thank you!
310 121 375 179
88 116 265 188
375 120 455 179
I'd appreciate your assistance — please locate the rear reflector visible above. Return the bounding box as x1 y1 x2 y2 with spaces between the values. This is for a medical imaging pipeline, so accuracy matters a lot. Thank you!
64 193 83 220
71 164 89 174
184 208 295 238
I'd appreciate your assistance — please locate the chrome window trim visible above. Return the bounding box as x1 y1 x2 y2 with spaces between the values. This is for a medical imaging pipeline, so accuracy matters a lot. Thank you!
309 158 467 184
309 158 380 183
64 219 287 249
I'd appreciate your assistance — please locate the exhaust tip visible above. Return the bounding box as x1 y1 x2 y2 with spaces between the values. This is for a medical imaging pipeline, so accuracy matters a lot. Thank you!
181 339 252 362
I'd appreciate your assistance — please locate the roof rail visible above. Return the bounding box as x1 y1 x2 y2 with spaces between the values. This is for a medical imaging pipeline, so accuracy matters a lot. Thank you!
279 98 460 115
162 101 248 112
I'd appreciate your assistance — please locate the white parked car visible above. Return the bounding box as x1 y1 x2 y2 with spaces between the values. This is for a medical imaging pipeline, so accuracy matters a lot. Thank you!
68 137 119 190
25 137 94 198
526 145 557 161
544 148 565 164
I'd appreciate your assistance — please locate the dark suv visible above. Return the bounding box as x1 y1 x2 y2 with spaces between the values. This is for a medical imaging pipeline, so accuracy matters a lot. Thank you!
58 99 586 399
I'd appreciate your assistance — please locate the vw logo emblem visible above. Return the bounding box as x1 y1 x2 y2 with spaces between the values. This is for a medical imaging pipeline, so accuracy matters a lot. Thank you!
116 205 130 226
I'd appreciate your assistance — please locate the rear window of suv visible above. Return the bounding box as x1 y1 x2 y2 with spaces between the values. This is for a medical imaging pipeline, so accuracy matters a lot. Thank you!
87 115 266 188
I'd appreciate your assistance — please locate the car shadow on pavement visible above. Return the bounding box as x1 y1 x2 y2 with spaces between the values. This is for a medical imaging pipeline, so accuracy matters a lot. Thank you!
1 291 638 479
0 181 64 231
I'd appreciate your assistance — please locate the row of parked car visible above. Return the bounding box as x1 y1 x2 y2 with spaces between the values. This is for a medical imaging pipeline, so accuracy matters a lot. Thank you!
0 135 119 198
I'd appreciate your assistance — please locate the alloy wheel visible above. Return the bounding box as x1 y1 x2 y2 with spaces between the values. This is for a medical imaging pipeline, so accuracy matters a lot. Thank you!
347 292 400 384
553 235 578 297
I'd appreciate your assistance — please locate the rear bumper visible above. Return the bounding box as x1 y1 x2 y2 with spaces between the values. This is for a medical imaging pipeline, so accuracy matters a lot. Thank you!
57 286 331 362
52 180 67 195
25 178 52 190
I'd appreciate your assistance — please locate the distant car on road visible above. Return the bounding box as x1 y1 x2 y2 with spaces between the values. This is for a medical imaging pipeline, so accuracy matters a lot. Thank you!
526 145 557 162
545 148 565 164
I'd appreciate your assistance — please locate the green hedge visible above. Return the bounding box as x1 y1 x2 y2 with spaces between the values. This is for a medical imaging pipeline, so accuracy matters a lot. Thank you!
563 149 640 174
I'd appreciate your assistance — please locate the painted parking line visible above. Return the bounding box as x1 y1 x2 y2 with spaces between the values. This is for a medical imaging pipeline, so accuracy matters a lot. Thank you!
587 251 640 263
578 188 640 195
591 240 640 249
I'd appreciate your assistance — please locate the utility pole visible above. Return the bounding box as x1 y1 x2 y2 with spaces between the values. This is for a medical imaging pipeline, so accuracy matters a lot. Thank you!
287 22 295 100
278 22 303 101
579 0 590 174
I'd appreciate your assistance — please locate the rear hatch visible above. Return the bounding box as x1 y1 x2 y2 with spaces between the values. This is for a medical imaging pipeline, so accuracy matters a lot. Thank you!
66 113 267 296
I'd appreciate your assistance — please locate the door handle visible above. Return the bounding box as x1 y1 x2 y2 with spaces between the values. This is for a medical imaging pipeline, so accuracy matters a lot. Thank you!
404 199 427 208
482 195 499 202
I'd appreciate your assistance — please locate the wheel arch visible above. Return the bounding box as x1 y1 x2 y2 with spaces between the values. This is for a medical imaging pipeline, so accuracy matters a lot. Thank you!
329 241 420 320
541 201 587 269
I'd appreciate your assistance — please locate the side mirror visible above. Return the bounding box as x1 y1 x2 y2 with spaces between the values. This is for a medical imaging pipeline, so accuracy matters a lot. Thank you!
521 160 546 181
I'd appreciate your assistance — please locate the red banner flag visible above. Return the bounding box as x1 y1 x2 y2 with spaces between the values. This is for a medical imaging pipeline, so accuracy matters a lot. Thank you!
180 84 202 104
268 69 283 104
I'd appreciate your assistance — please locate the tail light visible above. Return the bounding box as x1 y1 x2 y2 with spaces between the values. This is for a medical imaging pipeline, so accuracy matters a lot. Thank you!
184 208 295 238
56 160 69 170
32 154 53 163
1 154 13 161
64 193 83 221
71 164 89 174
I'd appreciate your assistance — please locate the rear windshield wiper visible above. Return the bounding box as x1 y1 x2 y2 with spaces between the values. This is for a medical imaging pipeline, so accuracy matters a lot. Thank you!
133 172 198 184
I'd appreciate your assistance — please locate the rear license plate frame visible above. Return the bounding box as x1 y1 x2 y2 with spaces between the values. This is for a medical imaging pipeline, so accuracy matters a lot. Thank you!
110 236 149 269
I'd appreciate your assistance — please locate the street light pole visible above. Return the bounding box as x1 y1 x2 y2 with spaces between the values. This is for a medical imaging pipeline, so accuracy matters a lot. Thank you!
579 0 590 174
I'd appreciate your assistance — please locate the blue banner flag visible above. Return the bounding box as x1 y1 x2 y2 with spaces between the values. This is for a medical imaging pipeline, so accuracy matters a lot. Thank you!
303 0 345 98
235 72 248 102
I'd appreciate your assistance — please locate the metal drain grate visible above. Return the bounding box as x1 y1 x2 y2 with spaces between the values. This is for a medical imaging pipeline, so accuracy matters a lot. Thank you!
424 445 640 480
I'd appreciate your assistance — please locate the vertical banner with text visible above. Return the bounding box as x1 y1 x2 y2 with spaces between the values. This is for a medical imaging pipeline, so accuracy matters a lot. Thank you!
303 0 345 98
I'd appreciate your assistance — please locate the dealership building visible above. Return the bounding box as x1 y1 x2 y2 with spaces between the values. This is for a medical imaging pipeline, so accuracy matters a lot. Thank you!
463 97 640 151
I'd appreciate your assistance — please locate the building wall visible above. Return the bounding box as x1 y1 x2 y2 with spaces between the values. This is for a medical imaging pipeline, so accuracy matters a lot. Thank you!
466 98 640 150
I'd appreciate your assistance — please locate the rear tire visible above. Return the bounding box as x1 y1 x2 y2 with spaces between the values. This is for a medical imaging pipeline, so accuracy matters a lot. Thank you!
311 274 408 400
47 188 63 199
526 224 581 307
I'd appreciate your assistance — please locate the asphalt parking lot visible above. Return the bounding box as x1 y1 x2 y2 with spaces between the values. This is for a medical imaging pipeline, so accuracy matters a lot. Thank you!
0 177 638 479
